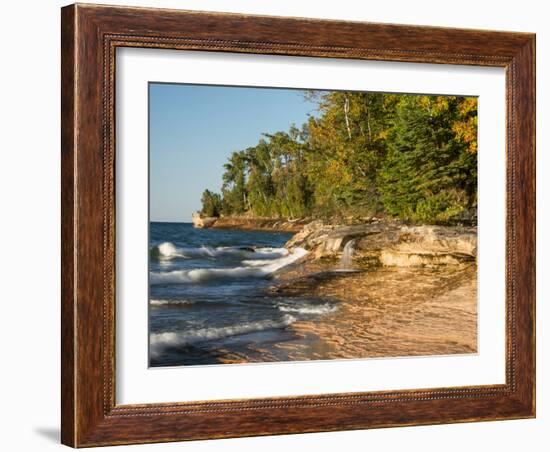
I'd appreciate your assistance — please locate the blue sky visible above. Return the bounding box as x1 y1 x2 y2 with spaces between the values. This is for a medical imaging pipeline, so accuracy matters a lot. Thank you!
149 83 319 222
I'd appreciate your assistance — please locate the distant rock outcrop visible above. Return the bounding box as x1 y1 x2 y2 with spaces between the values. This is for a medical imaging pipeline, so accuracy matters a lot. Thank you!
191 213 310 232
191 212 218 229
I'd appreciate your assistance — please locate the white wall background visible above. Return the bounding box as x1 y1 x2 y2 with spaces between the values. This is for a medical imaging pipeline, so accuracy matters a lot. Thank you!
0 1 546 450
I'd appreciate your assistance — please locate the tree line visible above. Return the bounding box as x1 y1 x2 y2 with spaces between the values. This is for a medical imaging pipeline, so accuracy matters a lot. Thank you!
200 91 477 224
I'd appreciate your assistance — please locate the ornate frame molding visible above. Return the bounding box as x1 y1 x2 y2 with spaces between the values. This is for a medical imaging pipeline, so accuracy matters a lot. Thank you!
62 4 535 447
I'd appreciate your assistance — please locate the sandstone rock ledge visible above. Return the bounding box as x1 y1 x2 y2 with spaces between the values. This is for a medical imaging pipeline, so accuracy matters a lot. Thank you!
191 212 309 232
191 212 217 228
285 220 477 267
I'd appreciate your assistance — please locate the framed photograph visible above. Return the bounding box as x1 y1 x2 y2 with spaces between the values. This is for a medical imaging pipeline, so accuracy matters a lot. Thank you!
61 3 535 447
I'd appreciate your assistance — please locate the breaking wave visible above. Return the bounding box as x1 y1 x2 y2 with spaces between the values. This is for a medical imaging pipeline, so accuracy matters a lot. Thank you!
150 247 308 285
276 301 338 315
150 298 194 306
151 242 289 260
150 315 296 357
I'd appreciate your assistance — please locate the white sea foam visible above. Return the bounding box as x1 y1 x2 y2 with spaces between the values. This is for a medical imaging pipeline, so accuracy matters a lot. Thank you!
150 298 194 306
277 302 337 315
151 242 290 260
151 241 187 259
158 241 177 257
150 315 296 357
150 247 308 285
241 258 278 267
216 246 289 260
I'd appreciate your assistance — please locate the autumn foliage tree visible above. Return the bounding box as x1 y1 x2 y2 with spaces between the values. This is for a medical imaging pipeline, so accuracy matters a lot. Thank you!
378 95 477 223
200 91 478 225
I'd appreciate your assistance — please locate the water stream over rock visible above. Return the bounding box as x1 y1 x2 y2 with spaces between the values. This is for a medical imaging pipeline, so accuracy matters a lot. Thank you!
339 239 356 270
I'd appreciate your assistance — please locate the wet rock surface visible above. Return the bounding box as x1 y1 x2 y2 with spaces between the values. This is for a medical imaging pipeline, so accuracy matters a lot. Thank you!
192 213 309 232
179 219 479 364
285 220 477 267
211 261 478 363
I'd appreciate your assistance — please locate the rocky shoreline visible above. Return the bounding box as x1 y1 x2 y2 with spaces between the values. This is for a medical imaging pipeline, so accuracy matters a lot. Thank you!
259 263 477 361
192 213 477 268
191 213 310 233
187 214 478 362
271 220 477 359
266 220 478 360
284 219 476 268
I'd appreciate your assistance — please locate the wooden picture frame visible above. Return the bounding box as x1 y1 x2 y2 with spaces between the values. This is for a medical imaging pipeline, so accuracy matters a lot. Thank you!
61 3 535 447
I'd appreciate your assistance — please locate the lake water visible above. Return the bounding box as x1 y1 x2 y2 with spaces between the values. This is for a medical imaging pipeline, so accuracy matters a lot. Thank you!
149 222 337 366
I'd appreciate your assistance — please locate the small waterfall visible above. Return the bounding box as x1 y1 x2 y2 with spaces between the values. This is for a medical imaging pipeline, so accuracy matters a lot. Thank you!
340 239 356 270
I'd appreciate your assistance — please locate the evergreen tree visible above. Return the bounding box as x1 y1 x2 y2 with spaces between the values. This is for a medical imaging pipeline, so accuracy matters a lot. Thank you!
378 96 476 223
199 92 478 225
200 189 222 217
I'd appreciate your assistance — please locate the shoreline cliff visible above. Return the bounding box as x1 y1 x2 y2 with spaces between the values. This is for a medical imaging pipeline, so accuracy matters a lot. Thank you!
192 212 476 268
191 212 309 233
185 213 478 361
284 220 476 268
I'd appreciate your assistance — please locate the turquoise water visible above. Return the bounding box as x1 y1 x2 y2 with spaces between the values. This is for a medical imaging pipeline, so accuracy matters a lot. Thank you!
149 222 336 366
